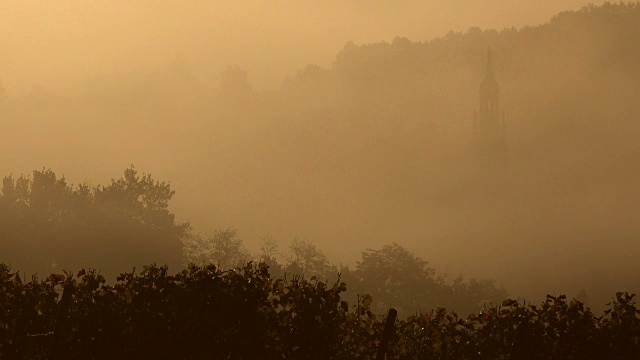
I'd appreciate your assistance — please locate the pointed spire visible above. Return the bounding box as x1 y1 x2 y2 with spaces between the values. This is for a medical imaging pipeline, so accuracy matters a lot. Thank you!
480 46 499 102
483 47 495 83
486 47 493 77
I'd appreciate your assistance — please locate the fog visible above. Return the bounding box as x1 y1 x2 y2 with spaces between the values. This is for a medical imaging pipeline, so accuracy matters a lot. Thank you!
1 1 638 308
2 0 608 93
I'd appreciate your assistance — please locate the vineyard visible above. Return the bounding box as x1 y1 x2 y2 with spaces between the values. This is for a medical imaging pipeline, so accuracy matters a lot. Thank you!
1 262 638 359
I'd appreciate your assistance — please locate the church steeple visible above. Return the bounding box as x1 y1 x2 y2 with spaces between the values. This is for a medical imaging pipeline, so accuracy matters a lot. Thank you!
473 47 507 166
484 48 494 79
479 48 500 118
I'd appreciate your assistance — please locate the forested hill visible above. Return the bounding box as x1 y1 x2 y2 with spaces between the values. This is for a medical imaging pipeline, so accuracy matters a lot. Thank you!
272 2 640 213
285 2 639 141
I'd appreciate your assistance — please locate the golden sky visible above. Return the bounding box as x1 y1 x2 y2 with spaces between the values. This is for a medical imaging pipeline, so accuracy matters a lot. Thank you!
0 0 606 93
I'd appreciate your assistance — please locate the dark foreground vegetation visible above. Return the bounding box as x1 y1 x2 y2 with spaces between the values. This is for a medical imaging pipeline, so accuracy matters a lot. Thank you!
1 263 638 359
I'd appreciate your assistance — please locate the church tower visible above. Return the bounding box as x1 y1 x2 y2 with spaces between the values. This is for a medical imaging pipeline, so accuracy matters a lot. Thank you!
473 48 507 167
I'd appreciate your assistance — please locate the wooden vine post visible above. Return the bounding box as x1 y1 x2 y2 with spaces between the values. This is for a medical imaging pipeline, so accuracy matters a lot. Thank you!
376 308 398 360
47 283 74 360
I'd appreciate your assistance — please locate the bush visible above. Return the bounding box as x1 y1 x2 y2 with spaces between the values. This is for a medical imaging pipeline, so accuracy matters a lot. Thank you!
1 262 639 359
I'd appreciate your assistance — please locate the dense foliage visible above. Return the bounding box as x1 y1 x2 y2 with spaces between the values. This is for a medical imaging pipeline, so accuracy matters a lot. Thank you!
1 262 638 359
0 167 189 277
187 233 508 316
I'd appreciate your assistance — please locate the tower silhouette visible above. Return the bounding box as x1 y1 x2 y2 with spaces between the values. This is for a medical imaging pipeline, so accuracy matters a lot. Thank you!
473 48 507 168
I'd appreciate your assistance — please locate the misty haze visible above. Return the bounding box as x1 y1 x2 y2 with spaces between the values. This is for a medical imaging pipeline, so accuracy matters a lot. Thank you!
1 1 639 358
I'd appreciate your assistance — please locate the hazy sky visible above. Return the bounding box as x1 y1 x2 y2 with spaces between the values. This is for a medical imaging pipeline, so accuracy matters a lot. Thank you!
1 0 607 94
1 1 638 306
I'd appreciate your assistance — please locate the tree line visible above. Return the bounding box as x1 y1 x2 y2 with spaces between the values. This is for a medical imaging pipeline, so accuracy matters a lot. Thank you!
0 167 186 276
1 167 506 316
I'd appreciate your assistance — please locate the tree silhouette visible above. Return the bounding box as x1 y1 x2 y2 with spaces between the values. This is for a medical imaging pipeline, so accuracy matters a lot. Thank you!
285 238 337 280
0 166 189 277
351 243 444 315
219 65 252 96
183 229 250 269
